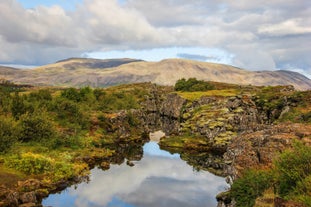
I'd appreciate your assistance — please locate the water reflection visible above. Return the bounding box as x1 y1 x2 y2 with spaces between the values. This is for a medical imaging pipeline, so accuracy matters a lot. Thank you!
143 141 179 158
43 142 228 207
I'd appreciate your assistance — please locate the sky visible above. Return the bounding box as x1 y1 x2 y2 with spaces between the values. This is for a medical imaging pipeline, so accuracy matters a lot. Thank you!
0 0 310 78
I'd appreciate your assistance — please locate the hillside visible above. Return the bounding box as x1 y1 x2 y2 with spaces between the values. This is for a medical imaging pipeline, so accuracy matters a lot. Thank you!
0 58 311 90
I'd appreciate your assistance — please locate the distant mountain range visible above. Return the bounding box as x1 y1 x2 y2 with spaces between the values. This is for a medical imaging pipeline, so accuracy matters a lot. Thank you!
1 58 311 90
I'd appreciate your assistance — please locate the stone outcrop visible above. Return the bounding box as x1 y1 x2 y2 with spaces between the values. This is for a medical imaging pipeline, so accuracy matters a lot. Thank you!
159 93 187 134
138 86 310 206
223 123 311 180
139 85 186 134
0 179 45 207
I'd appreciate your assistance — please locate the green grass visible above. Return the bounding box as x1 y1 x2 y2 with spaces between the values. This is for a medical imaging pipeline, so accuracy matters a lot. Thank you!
177 89 239 101
0 165 27 187
160 135 209 150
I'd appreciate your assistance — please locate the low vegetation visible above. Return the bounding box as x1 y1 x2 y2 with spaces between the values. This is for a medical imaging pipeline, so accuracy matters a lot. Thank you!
0 81 150 186
230 142 311 207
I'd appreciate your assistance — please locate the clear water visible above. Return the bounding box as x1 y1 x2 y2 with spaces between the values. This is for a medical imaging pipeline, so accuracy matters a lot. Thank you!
42 142 228 207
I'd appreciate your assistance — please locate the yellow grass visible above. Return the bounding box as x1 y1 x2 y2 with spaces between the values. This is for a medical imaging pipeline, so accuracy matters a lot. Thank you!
254 188 276 207
177 89 239 101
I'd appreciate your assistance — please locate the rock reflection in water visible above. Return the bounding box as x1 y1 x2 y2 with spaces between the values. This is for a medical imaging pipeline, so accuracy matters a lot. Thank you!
43 142 228 207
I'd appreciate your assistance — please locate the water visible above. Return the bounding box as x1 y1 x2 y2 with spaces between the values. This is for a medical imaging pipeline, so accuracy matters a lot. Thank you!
43 141 228 207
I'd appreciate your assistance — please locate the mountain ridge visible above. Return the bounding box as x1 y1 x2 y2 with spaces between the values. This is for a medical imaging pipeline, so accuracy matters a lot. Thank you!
0 58 310 90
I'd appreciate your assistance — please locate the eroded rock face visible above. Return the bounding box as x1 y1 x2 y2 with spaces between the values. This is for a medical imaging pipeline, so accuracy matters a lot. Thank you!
139 85 186 135
160 93 187 119
223 123 311 180
159 93 187 134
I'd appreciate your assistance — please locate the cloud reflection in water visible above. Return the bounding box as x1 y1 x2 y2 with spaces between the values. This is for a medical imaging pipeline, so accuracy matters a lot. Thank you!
43 142 228 207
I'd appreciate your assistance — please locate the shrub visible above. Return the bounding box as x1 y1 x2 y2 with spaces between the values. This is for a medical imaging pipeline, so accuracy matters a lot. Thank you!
11 92 28 119
0 116 19 152
275 142 311 198
61 88 81 102
52 98 90 130
175 78 214 92
79 86 95 102
93 88 106 101
4 152 76 181
29 89 52 102
230 142 311 206
18 110 56 142
5 152 53 174
98 92 139 111
0 90 12 113
230 169 273 207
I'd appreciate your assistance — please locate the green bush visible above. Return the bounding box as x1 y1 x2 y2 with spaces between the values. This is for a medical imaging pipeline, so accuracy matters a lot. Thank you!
29 89 52 102
4 152 75 180
275 142 311 198
52 98 90 130
0 116 19 152
230 169 273 207
98 92 139 111
61 88 81 102
93 88 106 101
291 175 311 205
79 86 96 103
18 110 56 142
5 152 53 174
230 142 311 206
175 78 215 92
11 92 28 119
0 90 12 113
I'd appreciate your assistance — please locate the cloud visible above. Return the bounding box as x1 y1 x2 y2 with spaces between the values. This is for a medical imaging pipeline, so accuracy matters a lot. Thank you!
0 0 310 76
258 19 311 37
43 142 228 207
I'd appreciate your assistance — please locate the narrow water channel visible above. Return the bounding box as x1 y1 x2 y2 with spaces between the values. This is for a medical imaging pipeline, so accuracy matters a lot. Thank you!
43 141 228 207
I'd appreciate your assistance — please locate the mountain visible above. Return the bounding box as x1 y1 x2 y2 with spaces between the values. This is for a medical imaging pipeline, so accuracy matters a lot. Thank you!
0 58 311 90
54 57 143 70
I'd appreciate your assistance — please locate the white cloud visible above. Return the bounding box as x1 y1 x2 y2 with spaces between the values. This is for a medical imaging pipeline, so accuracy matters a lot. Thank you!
0 0 310 75
44 155 227 207
258 19 311 36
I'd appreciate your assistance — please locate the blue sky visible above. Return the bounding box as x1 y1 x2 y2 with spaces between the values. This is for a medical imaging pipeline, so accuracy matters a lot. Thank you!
18 0 82 10
85 47 234 65
0 0 310 78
